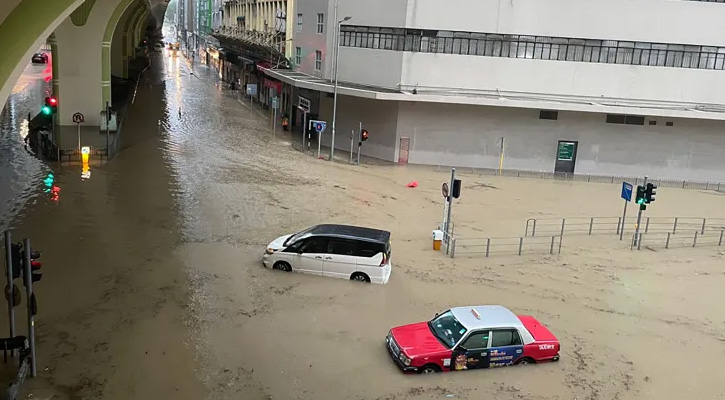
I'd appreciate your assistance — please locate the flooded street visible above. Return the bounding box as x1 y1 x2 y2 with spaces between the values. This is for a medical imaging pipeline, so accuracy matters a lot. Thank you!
1 45 724 400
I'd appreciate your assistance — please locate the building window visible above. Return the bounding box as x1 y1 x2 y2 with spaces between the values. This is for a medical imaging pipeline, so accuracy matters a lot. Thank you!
666 121 674 126
539 110 558 120
296 13 303 32
338 24 725 71
317 13 324 34
295 47 302 65
606 114 645 125
315 50 322 70
648 120 657 125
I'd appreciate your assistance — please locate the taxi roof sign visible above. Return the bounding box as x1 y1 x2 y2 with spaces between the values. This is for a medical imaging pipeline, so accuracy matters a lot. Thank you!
470 308 481 320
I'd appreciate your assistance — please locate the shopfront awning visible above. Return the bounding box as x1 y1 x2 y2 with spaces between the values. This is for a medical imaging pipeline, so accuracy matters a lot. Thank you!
261 68 725 121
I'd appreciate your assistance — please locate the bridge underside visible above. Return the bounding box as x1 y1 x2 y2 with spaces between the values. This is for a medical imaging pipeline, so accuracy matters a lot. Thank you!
0 0 167 150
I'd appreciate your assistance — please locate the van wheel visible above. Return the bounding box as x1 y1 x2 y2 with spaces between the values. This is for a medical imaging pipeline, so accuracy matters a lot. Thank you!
273 261 292 272
350 272 370 283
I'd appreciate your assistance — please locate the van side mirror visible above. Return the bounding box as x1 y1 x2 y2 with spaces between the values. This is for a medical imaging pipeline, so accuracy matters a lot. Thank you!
296 248 304 254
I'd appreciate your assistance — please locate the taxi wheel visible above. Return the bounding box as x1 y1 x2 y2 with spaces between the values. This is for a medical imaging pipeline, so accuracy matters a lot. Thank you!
350 272 370 283
419 364 441 374
516 357 536 365
273 261 292 272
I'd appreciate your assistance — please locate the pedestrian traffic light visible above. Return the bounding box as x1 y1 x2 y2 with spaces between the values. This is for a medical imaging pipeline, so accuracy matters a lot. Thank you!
452 179 462 199
645 183 657 204
361 129 369 141
635 185 646 205
10 243 22 280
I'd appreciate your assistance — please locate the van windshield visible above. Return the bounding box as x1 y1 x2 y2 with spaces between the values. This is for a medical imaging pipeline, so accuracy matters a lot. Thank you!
284 226 315 246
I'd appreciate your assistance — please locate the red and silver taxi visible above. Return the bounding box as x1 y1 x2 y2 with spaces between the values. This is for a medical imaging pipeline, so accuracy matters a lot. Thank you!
385 305 560 373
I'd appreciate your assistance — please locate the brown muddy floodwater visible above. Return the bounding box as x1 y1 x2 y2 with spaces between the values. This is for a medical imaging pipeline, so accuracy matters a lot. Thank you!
1 49 724 400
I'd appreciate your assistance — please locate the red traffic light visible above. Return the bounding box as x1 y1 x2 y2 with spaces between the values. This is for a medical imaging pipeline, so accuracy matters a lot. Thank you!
49 97 57 105
31 261 42 269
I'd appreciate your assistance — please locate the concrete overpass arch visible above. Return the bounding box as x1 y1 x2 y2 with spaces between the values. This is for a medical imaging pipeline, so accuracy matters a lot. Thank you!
0 0 86 112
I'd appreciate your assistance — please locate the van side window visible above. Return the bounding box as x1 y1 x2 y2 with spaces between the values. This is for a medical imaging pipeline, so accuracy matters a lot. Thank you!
357 241 384 258
300 238 327 253
327 239 358 256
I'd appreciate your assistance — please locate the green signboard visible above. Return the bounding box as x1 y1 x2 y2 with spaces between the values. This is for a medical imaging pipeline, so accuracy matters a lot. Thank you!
557 142 575 161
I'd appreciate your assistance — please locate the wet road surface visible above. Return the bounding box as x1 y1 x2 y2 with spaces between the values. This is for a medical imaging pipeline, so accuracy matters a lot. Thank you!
2 38 724 400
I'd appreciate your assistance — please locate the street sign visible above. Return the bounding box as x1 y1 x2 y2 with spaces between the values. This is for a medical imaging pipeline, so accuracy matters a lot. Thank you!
312 121 327 133
442 182 449 198
557 142 575 161
272 96 279 110
298 96 311 113
81 146 90 155
246 84 257 96
621 181 633 202
72 112 85 123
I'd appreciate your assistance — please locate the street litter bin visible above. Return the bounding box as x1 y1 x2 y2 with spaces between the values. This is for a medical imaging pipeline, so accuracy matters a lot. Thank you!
432 230 444 251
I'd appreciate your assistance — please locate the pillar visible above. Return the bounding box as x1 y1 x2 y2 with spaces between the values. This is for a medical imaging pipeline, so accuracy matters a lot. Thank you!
52 0 141 150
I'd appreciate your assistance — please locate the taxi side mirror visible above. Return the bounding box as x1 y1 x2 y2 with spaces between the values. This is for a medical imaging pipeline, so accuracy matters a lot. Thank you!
434 313 439 318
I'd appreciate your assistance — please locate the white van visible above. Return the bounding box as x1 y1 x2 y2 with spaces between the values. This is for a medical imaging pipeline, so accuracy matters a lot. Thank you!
262 224 392 284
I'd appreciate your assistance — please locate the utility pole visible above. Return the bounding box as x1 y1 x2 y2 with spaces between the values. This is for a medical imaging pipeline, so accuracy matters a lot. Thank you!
444 168 456 238
634 176 647 246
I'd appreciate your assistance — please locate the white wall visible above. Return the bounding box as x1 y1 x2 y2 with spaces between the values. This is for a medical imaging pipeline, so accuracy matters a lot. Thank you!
318 94 400 161
396 101 725 182
337 47 402 89
405 0 725 46
401 52 725 105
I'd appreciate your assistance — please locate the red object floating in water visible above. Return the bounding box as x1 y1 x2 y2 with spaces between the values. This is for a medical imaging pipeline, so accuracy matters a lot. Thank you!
406 181 418 188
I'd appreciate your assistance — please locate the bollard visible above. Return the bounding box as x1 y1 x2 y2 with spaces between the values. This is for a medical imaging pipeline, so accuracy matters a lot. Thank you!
719 230 724 246
616 217 622 235
518 237 524 256
485 238 491 257
560 219 566 237
550 236 555 254
693 231 698 247
701 218 706 234
532 219 537 236
450 239 456 258
558 236 562 253
666 232 671 249
589 218 594 235
637 233 642 250
645 217 650 233
673 217 678 234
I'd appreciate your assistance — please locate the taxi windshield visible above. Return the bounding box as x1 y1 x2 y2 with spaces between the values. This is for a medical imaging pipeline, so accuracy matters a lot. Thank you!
429 311 467 348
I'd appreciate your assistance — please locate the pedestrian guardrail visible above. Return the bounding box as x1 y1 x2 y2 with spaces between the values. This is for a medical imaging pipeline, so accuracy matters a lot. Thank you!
448 235 562 259
525 216 725 238
632 229 725 250
430 165 725 192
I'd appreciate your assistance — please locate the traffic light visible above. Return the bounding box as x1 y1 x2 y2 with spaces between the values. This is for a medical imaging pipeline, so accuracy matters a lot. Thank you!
635 185 646 205
22 248 43 284
361 129 369 141
42 96 57 115
645 183 657 204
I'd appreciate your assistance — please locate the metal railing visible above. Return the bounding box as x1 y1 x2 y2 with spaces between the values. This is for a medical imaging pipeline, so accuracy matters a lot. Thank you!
632 229 725 250
431 165 725 192
448 235 562 258
525 216 725 237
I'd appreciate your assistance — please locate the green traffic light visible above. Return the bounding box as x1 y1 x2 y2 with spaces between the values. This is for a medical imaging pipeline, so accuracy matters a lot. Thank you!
41 106 52 115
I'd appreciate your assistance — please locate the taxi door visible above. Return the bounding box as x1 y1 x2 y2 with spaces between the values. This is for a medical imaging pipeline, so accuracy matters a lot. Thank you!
487 329 524 368
450 330 491 371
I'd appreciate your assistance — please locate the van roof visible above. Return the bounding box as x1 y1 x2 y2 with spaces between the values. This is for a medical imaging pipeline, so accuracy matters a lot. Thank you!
309 224 390 244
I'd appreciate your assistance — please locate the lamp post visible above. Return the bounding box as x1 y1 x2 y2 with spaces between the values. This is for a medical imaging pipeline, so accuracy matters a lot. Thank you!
330 9 351 162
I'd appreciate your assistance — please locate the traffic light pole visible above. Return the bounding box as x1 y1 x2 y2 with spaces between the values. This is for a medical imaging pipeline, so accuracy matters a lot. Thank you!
634 176 648 246
4 231 15 349
22 239 36 377
105 102 110 160
444 168 456 254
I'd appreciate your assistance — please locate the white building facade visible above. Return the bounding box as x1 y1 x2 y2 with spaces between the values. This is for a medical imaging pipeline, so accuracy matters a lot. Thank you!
264 0 725 182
